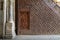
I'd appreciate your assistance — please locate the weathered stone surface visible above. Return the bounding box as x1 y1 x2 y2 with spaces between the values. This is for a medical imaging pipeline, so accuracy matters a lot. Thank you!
6 22 12 35
0 10 3 37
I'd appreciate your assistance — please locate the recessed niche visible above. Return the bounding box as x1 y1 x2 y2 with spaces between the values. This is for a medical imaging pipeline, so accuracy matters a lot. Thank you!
18 8 30 30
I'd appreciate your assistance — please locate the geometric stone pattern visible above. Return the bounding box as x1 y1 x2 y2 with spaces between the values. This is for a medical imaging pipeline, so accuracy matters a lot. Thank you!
18 0 60 35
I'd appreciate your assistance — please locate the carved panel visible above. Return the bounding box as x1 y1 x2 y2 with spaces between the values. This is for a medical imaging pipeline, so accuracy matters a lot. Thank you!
20 11 29 29
17 8 30 34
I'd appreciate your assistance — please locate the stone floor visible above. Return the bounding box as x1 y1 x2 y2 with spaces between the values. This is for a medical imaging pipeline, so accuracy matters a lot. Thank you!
1 35 60 40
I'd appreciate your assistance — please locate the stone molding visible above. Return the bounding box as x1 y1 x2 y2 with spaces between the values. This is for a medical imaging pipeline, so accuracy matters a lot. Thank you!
3 0 15 39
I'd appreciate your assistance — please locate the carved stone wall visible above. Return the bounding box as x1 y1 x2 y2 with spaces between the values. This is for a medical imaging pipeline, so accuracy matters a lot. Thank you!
18 0 60 35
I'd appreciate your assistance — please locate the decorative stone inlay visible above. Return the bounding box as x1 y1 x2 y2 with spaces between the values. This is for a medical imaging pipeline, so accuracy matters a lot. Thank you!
18 0 60 35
